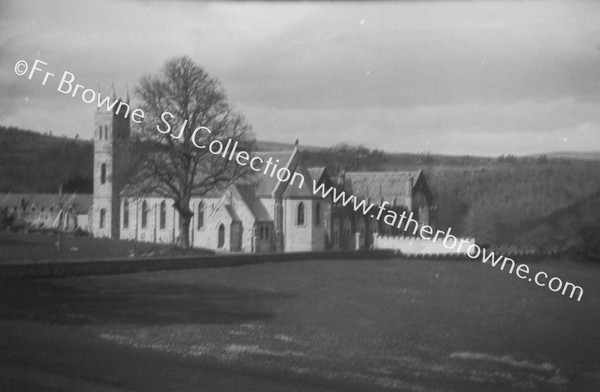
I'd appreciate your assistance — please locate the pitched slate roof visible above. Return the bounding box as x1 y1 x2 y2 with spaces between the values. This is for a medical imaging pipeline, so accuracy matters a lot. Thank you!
280 162 317 198
343 171 422 206
234 184 272 221
308 167 326 183
252 150 295 197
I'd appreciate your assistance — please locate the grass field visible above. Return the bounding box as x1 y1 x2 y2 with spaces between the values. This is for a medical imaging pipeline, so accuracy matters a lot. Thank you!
1 257 599 391
0 232 213 264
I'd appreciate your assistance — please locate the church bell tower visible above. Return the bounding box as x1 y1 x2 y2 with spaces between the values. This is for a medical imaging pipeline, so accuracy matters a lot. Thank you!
92 87 131 239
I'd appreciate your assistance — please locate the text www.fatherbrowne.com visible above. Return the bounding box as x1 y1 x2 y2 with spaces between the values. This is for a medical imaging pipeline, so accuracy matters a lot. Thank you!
311 180 584 302
14 58 583 302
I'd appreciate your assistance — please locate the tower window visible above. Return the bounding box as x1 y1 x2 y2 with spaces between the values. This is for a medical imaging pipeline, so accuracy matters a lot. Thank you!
100 163 106 184
99 209 105 229
297 202 305 226
123 200 129 229
197 201 204 230
159 201 166 229
98 126 102 140
141 201 148 229
104 125 109 140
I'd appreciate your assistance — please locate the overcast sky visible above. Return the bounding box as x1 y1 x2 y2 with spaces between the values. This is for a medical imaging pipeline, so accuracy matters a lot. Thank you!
1 0 599 156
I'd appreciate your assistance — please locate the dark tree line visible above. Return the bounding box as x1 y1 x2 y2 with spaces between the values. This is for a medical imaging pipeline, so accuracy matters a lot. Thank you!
303 142 600 256
0 126 92 193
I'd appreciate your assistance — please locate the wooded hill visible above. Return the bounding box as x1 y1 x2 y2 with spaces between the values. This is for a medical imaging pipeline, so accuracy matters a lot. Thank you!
0 126 93 194
2 126 599 258
302 144 600 259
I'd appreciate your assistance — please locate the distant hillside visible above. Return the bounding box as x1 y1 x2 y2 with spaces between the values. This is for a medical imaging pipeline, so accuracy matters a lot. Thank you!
0 126 309 193
301 145 496 174
0 126 92 193
3 126 600 258
540 151 600 161
256 140 322 152
508 190 600 260
303 146 600 257
423 161 600 244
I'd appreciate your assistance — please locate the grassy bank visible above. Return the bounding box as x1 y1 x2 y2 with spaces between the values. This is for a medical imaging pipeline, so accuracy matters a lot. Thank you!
0 232 213 264
1 258 598 391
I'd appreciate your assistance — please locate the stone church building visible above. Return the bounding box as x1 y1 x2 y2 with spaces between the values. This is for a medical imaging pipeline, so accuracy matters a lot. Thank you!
91 105 433 253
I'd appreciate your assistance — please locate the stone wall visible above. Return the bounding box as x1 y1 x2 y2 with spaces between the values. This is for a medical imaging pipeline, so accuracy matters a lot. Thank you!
372 234 476 255
0 249 397 279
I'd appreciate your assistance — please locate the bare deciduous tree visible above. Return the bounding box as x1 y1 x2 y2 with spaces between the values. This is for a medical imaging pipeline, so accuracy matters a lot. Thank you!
132 56 254 248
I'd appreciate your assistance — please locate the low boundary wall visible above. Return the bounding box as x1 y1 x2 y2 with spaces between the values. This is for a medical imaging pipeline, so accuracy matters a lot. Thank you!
372 234 476 255
0 249 396 279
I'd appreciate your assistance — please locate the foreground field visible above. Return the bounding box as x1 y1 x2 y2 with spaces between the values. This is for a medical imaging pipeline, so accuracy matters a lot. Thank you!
1 258 599 391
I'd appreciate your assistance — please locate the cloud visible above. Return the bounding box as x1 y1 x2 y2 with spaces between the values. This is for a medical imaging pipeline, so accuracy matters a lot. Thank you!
1 0 599 156
242 98 600 155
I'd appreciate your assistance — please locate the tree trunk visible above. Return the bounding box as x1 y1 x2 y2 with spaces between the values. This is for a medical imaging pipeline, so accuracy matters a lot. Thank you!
177 209 193 249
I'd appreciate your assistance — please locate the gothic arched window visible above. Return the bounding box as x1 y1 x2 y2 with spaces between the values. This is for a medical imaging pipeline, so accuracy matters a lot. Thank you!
141 201 148 229
159 201 166 229
197 201 204 230
123 200 129 229
297 202 305 226
100 163 106 184
217 224 225 248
